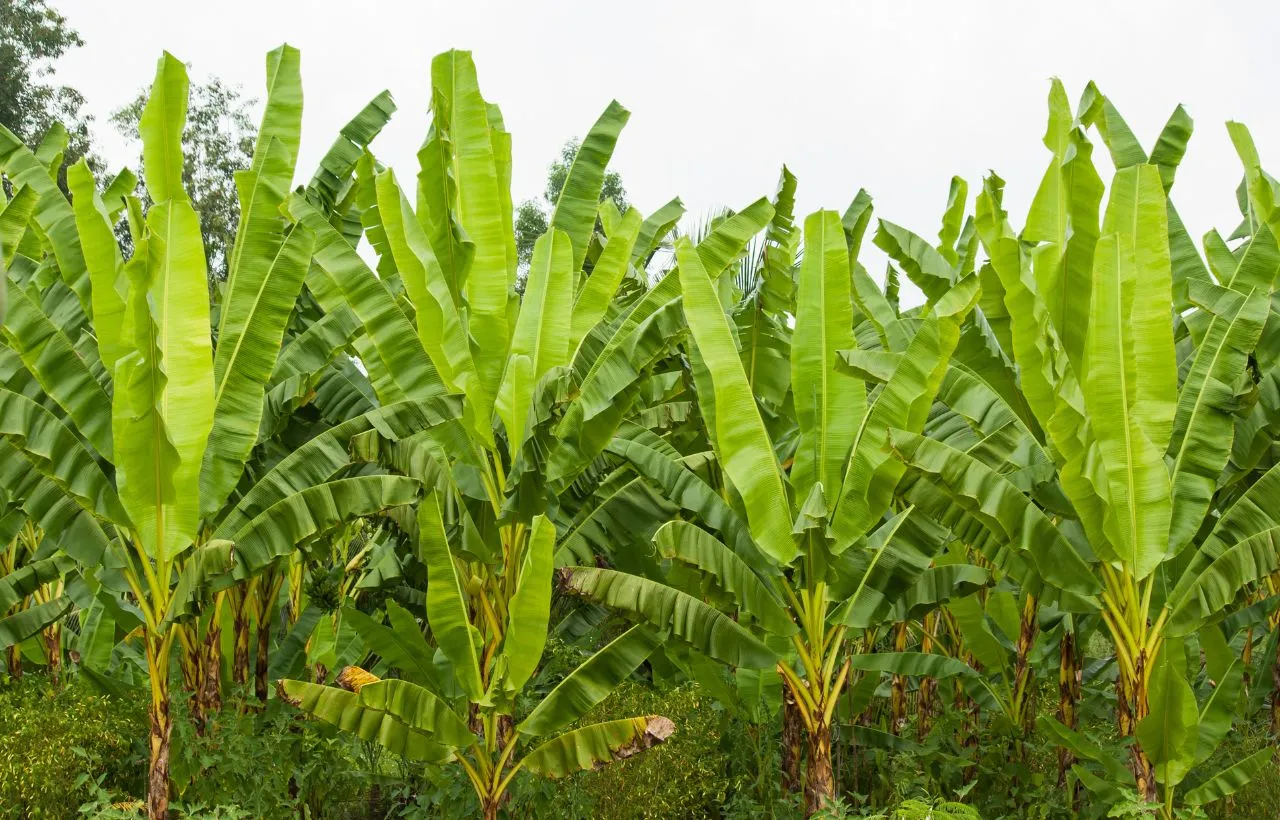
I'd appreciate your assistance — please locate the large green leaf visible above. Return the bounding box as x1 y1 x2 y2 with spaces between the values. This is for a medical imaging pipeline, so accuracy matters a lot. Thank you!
1168 279 1272 554
569 207 643 354
1081 88 1207 307
632 198 684 266
0 184 36 270
3 280 113 457
0 387 122 521
222 44 302 309
549 100 629 272
269 605 322 680
845 651 983 682
0 126 90 308
1023 79 1103 372
356 678 473 747
213 396 462 539
1135 637 1198 787
127 53 215 560
203 226 315 518
830 275 979 550
286 194 444 403
269 306 362 387
0 554 71 612
1084 164 1175 580
231 476 421 575
502 514 556 693
419 491 485 700
1195 659 1243 766
564 567 775 668
652 520 794 636
1183 748 1274 806
0 441 111 565
946 594 1009 677
1167 526 1280 635
498 229 573 444
520 715 674 777
306 90 396 212
518 625 662 737
873 220 954 303
0 596 71 650
828 507 943 628
431 50 512 420
890 431 1097 597
791 210 860 502
344 601 445 693
976 175 1109 555
280 679 453 762
67 159 127 373
74 596 116 672
164 538 234 624
677 237 793 565
602 435 766 568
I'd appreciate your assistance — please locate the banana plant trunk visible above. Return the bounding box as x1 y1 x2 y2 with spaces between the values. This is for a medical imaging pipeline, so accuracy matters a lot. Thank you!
917 614 937 742
146 632 175 820
1117 652 1157 802
782 691 804 793
198 620 223 729
1057 629 1080 790
181 633 205 734
231 585 251 687
890 622 909 735
254 570 281 703
6 643 20 679
804 719 834 817
1011 594 1039 747
42 624 60 689
255 616 271 702
1271 635 1280 737
1243 625 1255 697
781 655 850 817
957 657 981 783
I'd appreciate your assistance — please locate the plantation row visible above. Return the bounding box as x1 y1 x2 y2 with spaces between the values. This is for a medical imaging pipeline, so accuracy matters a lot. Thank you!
2 44 1280 819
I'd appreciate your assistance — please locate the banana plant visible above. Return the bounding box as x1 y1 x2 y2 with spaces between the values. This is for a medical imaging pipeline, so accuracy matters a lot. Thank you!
281 504 676 820
0 49 466 818
895 81 1280 811
1036 640 1273 814
268 48 717 820
558 191 987 812
0 511 71 681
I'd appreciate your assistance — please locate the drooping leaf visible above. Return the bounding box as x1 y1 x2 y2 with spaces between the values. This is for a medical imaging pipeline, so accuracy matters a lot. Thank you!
518 624 662 737
520 715 674 777
564 567 775 668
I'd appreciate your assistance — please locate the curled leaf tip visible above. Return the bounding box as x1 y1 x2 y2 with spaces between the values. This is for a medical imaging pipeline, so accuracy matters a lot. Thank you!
335 665 380 692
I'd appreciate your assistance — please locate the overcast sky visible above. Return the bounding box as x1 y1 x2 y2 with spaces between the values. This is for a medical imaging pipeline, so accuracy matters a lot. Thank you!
53 0 1280 294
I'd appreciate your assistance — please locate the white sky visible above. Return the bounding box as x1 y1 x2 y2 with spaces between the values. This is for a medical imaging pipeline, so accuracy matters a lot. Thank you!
52 0 1280 295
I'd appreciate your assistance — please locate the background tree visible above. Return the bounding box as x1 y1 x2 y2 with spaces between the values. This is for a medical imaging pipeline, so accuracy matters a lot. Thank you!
0 0 98 187
111 74 256 286
515 137 627 267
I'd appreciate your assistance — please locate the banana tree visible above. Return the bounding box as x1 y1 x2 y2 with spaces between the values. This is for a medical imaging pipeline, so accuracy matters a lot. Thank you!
0 512 71 681
268 48 726 819
0 49 467 817
281 504 678 820
895 81 1280 810
557 193 986 812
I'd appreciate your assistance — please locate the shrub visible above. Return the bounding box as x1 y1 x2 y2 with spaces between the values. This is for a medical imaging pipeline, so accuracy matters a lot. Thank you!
550 681 746 819
0 674 146 818
167 690 374 819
